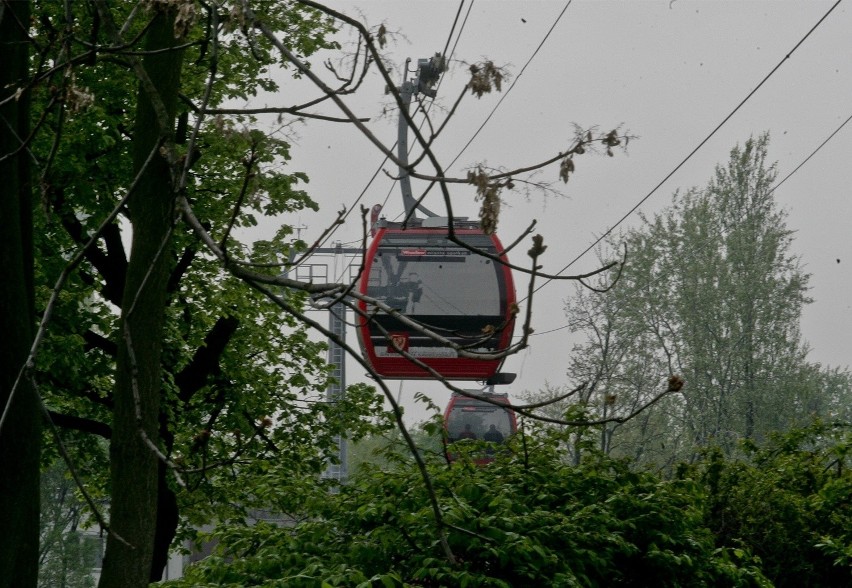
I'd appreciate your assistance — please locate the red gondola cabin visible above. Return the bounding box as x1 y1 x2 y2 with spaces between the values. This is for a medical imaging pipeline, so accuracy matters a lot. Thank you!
357 218 516 380
444 391 517 463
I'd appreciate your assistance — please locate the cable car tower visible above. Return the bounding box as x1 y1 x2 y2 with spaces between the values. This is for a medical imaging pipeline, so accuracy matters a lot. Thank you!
288 241 361 484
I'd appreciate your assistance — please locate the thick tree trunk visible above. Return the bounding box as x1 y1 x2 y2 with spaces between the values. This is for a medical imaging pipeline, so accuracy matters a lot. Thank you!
0 2 40 587
98 9 184 588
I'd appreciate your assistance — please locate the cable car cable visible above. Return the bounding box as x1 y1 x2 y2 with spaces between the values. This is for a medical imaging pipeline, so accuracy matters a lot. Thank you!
524 107 852 339
299 3 467 252
442 0 468 64
446 1 572 172
408 1 571 218
327 0 468 231
525 0 842 300
770 109 852 195
382 0 469 224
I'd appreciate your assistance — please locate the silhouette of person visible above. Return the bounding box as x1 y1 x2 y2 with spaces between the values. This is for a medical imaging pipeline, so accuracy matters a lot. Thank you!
385 272 423 312
458 423 476 440
483 424 504 443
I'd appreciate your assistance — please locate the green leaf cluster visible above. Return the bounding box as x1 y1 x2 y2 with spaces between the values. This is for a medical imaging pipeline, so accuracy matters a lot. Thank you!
168 426 776 587
21 1 375 579
685 421 852 587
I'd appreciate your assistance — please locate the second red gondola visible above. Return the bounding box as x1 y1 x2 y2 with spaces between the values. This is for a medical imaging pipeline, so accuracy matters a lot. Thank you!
444 390 517 445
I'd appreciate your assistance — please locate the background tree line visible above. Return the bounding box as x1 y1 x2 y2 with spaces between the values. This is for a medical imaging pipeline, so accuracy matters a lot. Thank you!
526 134 851 469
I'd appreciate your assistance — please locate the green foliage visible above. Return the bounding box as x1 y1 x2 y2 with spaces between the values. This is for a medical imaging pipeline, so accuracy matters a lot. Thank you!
685 421 852 587
18 3 850 587
348 396 446 475
168 423 852 587
167 427 772 587
547 134 852 468
20 1 376 583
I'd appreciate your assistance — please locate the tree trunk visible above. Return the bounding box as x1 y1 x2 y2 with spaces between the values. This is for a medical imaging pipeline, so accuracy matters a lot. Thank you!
0 2 40 587
150 449 179 582
98 9 184 588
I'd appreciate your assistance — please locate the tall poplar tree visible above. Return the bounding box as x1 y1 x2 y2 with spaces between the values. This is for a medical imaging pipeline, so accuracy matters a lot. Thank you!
556 134 850 465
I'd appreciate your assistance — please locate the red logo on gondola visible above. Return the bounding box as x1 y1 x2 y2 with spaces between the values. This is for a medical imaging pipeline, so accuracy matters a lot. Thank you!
401 249 427 256
388 333 409 353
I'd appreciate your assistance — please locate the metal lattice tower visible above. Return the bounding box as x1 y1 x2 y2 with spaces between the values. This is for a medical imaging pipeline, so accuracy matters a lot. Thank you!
293 243 361 484
323 301 348 482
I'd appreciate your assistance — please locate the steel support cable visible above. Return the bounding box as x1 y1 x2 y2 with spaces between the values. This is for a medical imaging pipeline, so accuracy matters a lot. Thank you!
527 0 843 299
445 0 475 73
311 0 469 243
296 2 473 287
383 0 469 217
529 106 852 338
442 0 467 64
770 110 852 195
386 0 473 223
409 0 571 212
446 0 572 170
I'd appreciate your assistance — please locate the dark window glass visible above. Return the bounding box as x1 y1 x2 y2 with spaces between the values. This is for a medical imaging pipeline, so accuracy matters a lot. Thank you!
368 233 502 317
447 398 513 441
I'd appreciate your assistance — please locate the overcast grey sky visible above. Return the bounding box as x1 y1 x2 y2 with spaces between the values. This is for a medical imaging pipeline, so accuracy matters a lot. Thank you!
251 1 851 415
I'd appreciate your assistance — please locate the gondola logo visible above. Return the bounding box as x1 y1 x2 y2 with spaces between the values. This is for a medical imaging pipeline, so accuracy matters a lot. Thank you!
388 333 409 353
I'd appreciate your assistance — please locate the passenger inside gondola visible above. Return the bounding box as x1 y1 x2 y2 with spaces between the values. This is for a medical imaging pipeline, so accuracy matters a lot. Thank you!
483 423 504 444
384 271 423 313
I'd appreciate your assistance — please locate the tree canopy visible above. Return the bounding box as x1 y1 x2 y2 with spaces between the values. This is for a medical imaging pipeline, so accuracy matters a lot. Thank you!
167 421 851 587
538 134 852 467
2 2 630 587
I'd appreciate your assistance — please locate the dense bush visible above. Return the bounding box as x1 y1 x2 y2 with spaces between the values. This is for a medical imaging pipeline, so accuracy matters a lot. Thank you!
167 427 788 587
685 421 852 588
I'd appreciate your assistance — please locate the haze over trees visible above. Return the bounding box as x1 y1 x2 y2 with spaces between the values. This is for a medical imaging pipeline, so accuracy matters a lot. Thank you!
38 461 102 588
531 134 852 467
2 2 849 587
